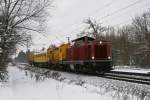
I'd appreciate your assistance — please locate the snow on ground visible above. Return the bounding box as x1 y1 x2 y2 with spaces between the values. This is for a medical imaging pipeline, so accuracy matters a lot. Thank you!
0 66 103 100
113 66 150 74
0 64 150 100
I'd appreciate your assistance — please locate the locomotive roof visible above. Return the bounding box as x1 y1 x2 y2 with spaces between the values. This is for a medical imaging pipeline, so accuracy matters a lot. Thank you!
72 36 95 42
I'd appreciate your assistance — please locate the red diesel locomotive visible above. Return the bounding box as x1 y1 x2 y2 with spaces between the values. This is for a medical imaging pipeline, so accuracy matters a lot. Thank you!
63 36 112 73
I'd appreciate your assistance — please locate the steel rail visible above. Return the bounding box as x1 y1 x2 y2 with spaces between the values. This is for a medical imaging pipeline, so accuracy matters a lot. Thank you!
102 71 150 85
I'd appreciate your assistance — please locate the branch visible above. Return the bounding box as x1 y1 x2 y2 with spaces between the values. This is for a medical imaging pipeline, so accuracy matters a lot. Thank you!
15 26 40 32
12 3 46 28
8 0 21 17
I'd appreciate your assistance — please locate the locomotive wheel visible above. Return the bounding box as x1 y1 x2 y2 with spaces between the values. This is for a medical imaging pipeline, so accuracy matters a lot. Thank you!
68 64 78 73
69 64 75 71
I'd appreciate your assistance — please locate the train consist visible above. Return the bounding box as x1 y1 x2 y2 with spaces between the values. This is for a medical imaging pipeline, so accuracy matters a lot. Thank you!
28 36 113 74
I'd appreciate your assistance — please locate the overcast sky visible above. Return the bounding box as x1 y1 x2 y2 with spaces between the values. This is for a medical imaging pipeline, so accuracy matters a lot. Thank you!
25 0 150 51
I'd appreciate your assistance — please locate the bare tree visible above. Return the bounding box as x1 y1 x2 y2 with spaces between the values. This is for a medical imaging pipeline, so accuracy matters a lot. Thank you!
0 0 52 31
131 10 150 67
84 18 106 40
0 0 53 72
132 10 150 45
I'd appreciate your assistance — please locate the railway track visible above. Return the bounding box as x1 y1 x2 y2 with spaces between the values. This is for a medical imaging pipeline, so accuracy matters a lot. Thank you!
17 63 150 85
102 71 150 85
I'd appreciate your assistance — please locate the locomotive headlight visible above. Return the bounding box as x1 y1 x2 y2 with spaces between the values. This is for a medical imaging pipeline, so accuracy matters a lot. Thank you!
108 56 111 59
99 41 102 44
92 56 95 60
